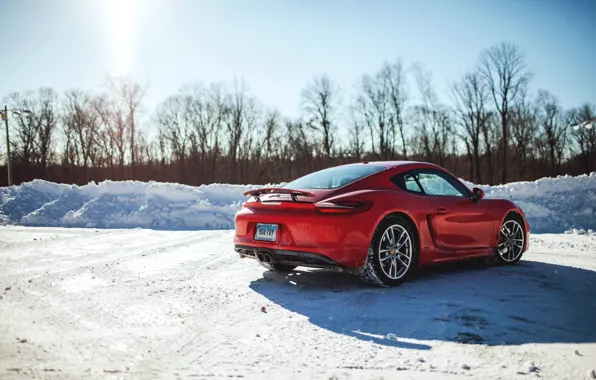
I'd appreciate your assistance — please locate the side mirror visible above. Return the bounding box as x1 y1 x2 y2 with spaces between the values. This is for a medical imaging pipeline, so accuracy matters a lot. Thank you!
471 187 485 203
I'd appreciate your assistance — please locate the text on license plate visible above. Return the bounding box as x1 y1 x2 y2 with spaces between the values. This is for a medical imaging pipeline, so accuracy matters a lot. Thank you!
254 223 278 242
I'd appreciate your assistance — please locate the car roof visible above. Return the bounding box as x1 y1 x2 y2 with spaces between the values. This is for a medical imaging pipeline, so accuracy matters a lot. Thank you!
347 160 444 170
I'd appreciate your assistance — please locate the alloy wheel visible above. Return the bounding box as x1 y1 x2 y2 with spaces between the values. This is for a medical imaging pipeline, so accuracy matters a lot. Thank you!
378 224 412 280
498 219 525 262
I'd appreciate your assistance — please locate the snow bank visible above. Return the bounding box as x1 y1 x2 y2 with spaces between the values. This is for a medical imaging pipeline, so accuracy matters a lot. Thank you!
462 173 596 234
0 179 261 230
1 173 595 232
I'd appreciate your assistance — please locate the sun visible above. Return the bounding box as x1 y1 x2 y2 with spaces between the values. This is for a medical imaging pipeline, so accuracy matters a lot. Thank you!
103 0 137 76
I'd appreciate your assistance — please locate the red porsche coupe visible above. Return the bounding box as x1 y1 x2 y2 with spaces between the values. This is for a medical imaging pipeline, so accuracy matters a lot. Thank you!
233 161 530 286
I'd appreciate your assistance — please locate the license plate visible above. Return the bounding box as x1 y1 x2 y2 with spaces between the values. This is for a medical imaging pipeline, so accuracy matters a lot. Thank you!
254 223 278 242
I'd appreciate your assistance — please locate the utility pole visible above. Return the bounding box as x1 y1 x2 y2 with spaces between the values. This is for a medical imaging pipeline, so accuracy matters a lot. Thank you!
3 105 12 186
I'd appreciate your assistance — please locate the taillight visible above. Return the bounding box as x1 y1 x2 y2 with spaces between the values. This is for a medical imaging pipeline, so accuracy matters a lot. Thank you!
314 199 372 214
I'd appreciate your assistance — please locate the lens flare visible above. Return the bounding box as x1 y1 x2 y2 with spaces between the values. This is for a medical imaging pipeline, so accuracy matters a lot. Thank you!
104 0 136 75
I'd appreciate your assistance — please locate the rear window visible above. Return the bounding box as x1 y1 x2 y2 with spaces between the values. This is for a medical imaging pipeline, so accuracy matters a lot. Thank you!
283 164 387 190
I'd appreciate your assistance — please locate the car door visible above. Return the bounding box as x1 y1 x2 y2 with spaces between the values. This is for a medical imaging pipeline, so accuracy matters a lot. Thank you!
414 169 494 251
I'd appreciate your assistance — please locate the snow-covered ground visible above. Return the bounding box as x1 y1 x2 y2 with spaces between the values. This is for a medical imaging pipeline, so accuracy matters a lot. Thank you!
0 227 595 379
1 173 596 379
1 172 595 233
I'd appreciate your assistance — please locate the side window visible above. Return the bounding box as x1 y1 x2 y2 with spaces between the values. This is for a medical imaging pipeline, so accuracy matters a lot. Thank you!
404 173 423 193
416 170 468 197
391 172 423 194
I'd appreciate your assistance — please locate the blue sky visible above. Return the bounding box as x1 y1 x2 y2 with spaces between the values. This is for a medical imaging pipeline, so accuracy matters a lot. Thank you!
0 0 594 121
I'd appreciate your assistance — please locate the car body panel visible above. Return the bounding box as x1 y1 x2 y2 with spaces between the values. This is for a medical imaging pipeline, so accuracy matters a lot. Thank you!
233 161 530 269
426 195 495 251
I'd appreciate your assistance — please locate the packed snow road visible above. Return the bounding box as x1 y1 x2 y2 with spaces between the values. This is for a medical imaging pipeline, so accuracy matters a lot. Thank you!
1 227 595 380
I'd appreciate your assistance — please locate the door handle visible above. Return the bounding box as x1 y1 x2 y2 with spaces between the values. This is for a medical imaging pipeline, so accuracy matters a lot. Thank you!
436 207 448 215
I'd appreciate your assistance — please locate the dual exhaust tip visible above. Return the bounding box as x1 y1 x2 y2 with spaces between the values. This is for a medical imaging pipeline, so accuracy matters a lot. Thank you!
256 251 273 264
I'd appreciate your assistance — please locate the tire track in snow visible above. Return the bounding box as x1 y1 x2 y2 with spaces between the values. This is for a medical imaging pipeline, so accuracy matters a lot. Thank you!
0 229 237 377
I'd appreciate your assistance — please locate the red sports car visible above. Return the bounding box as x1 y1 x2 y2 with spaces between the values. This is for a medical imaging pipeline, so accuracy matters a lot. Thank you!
234 161 530 286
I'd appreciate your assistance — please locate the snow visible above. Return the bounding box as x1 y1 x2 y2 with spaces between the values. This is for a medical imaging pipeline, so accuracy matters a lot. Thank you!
0 226 595 379
1 172 595 233
462 172 596 233
0 179 262 230
1 172 596 378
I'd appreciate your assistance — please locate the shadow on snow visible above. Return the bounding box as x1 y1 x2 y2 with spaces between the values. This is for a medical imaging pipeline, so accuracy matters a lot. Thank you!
249 259 596 350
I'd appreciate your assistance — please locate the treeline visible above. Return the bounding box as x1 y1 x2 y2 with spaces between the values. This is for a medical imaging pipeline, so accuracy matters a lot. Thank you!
1 42 594 187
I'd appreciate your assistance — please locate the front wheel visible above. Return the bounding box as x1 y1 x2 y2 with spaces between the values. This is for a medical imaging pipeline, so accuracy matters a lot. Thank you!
359 215 420 287
495 215 526 265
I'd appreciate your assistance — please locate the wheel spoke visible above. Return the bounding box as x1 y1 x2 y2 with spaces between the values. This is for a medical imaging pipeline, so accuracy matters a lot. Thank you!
395 236 408 251
398 252 410 262
397 256 408 267
395 228 406 243
500 226 506 237
382 230 390 244
501 225 512 238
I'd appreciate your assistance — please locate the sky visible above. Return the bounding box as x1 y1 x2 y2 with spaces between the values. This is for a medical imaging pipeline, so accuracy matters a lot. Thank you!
0 0 594 126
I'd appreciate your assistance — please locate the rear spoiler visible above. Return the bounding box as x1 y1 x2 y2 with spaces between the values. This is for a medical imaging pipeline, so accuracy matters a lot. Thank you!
243 188 315 202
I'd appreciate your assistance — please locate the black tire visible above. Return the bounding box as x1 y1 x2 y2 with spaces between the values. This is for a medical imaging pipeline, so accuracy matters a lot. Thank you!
359 214 420 287
494 213 527 265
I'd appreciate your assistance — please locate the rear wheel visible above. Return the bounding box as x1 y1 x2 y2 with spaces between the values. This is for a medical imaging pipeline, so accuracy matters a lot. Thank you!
359 215 420 287
495 214 526 265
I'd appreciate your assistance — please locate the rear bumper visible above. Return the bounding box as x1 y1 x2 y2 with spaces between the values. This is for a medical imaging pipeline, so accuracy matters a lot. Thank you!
233 205 380 267
235 245 342 269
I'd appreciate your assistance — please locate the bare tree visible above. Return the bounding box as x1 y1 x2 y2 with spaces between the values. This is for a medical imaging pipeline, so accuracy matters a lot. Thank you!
5 92 37 167
5 88 59 178
356 73 391 159
34 88 59 178
63 90 101 173
347 101 366 161
535 90 567 176
2 45 596 188
451 71 491 182
411 63 453 167
225 79 259 182
479 42 532 183
92 95 126 177
381 60 409 158
567 103 596 173
252 109 283 182
174 83 218 183
354 60 410 160
301 75 340 159
108 76 146 180
509 86 538 179
261 109 282 160
156 93 193 182
201 83 227 183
